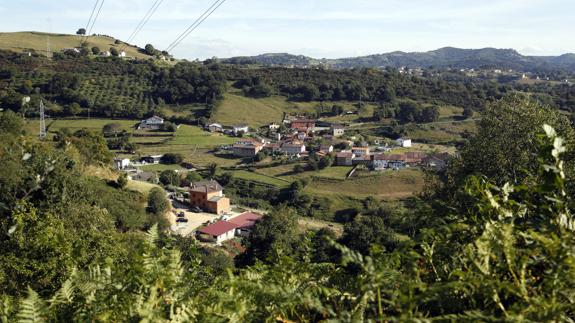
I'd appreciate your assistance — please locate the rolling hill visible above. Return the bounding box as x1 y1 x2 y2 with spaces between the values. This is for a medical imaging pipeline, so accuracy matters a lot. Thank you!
0 31 153 59
224 47 575 72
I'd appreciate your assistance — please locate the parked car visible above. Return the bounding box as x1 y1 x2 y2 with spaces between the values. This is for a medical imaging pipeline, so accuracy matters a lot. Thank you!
177 212 185 218
176 218 188 223
191 206 202 213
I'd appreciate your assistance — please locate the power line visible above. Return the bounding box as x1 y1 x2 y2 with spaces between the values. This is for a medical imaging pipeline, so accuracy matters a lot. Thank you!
84 0 106 45
81 0 100 46
164 0 227 53
120 0 165 52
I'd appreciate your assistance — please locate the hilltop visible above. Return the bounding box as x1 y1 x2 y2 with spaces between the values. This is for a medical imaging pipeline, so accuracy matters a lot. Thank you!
0 31 153 59
223 47 575 72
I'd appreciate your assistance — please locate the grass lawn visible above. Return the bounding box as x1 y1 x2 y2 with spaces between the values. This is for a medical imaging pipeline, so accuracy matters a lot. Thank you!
126 180 161 196
314 166 353 179
139 164 185 172
227 170 291 187
305 168 425 200
214 94 289 127
169 125 237 147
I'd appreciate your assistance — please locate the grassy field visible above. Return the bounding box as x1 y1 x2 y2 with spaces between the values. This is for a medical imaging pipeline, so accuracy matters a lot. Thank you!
169 125 237 147
305 168 425 200
226 170 291 187
0 32 152 59
23 118 139 138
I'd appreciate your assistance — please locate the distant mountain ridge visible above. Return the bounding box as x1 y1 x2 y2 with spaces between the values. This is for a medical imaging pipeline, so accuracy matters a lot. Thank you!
223 47 575 72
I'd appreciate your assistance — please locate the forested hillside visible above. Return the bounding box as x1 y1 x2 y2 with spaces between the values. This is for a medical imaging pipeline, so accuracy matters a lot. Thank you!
224 47 575 72
2 49 575 124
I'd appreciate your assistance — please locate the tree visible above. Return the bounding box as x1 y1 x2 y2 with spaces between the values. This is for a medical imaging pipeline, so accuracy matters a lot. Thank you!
147 187 169 215
418 105 440 123
159 170 180 186
434 94 575 204
76 28 86 35
144 44 158 56
236 206 300 266
397 101 420 124
102 123 123 137
65 102 82 116
91 46 100 55
0 110 24 135
110 47 119 57
117 173 128 189
207 163 217 178
160 153 183 164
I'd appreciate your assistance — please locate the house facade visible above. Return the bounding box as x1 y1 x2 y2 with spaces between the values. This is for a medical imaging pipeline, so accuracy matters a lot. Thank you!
352 147 370 156
331 124 345 137
336 152 354 166
280 142 306 155
189 180 231 215
232 124 249 135
114 158 130 170
290 119 316 132
207 123 223 132
232 138 264 157
139 116 164 129
196 221 238 245
396 138 412 148
228 212 263 237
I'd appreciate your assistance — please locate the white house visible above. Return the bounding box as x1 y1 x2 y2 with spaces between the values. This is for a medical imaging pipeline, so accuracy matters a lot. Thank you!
396 138 412 148
268 123 280 130
196 221 238 245
331 124 345 137
139 116 164 129
280 142 306 155
114 158 130 170
232 124 249 135
207 123 223 132
119 50 126 58
100 51 111 57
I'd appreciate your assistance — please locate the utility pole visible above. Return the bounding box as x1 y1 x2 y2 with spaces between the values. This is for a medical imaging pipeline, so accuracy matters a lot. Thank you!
46 35 51 60
39 101 47 140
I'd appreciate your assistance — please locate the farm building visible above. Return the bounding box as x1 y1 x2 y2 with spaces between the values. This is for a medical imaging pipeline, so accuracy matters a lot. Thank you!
196 221 238 245
404 152 428 165
207 123 223 132
351 147 370 156
228 212 263 237
139 116 164 129
189 180 231 215
114 158 130 170
232 138 264 157
141 155 163 164
232 124 249 135
331 124 345 137
396 138 412 148
280 142 306 155
423 153 451 170
290 119 316 132
336 152 354 166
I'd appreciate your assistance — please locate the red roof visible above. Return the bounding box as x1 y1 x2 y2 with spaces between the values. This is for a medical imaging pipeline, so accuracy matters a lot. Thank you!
228 212 263 229
198 221 238 236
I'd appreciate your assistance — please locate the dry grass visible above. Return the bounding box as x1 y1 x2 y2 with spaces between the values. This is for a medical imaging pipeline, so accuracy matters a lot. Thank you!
0 32 152 59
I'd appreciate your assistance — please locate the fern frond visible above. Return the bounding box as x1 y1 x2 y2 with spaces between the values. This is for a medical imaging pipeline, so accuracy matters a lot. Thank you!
16 288 46 323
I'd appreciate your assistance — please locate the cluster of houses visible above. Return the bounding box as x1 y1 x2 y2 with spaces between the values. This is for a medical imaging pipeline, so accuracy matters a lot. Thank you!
336 147 449 171
230 118 345 158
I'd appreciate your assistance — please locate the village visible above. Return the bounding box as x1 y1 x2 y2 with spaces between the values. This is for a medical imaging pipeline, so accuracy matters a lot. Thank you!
109 113 453 247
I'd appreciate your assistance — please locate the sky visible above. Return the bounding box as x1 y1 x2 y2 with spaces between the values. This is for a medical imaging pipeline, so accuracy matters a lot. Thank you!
1 0 574 60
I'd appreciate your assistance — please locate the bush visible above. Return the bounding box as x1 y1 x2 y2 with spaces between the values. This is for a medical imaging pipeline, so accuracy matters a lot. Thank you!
147 187 169 215
160 153 183 164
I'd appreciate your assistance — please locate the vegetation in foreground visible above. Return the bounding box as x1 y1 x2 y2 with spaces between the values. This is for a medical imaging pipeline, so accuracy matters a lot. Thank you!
1 94 575 321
